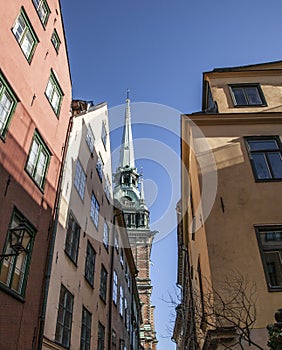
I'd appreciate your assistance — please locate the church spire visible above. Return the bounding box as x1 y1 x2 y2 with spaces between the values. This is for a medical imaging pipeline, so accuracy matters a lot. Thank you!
119 89 135 168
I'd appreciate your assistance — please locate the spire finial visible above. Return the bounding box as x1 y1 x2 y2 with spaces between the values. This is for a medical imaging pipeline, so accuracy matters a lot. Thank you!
126 89 130 100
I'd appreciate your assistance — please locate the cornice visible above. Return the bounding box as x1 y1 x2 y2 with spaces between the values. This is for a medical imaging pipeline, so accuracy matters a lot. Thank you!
182 112 282 126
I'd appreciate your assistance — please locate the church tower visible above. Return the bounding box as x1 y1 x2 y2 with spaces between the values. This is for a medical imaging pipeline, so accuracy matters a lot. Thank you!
114 91 158 350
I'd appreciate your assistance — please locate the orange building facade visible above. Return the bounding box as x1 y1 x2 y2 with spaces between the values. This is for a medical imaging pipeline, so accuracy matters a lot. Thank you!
174 61 282 349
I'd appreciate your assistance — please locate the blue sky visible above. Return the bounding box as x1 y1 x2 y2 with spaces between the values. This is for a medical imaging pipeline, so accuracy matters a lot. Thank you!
60 0 282 348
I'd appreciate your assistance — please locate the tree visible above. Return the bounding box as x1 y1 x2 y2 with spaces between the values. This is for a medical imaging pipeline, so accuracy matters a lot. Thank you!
169 273 266 350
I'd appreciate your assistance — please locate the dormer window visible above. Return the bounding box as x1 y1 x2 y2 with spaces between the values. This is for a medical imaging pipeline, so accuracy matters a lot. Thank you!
229 84 266 107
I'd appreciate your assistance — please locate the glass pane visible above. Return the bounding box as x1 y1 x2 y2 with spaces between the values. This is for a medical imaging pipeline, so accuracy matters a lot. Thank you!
26 139 39 174
252 153 272 179
33 0 40 8
232 87 247 105
45 79 54 99
51 89 60 112
264 251 282 287
11 252 27 293
248 139 278 151
34 149 47 185
245 87 262 105
21 31 34 59
38 4 47 23
0 92 12 132
13 16 25 41
268 152 282 179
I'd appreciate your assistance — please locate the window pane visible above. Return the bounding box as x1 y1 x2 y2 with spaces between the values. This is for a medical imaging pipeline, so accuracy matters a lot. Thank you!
13 15 25 41
252 153 272 179
34 150 47 186
74 160 86 199
85 243 95 285
245 86 262 105
65 214 80 263
55 286 73 347
248 140 278 151
0 210 35 296
232 87 247 105
51 89 60 112
264 251 282 287
21 31 34 59
268 152 282 179
0 92 13 132
45 79 53 99
45 72 63 115
26 139 39 175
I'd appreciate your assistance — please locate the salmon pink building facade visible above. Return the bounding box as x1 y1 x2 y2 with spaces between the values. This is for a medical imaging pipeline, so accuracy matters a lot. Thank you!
0 0 72 348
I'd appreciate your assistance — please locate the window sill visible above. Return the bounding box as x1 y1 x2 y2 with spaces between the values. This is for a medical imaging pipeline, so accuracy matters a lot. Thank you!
234 103 267 108
0 282 25 302
254 178 282 183
84 276 94 289
25 169 45 193
64 250 78 267
267 286 282 292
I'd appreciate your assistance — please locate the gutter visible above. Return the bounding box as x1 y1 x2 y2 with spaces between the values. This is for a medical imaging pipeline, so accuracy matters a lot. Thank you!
37 112 73 350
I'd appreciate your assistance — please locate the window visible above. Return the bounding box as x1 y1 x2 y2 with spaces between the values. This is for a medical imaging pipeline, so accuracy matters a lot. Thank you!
55 285 74 348
96 154 104 181
45 70 63 116
26 131 51 190
74 159 86 199
0 73 17 138
32 0 50 26
84 241 96 287
65 212 80 264
86 125 95 153
97 322 105 350
100 265 108 301
12 8 38 62
103 220 109 249
101 121 107 149
114 230 119 252
120 249 124 267
112 330 117 350
0 209 35 296
51 29 61 53
256 226 282 289
80 307 92 350
90 192 99 228
230 84 266 107
124 298 128 326
119 285 124 316
119 339 125 350
113 271 118 304
246 137 282 181
104 176 111 201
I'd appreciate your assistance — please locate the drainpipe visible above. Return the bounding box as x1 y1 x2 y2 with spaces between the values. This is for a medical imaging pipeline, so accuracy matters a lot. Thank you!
107 210 123 350
37 113 73 350
107 217 115 350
